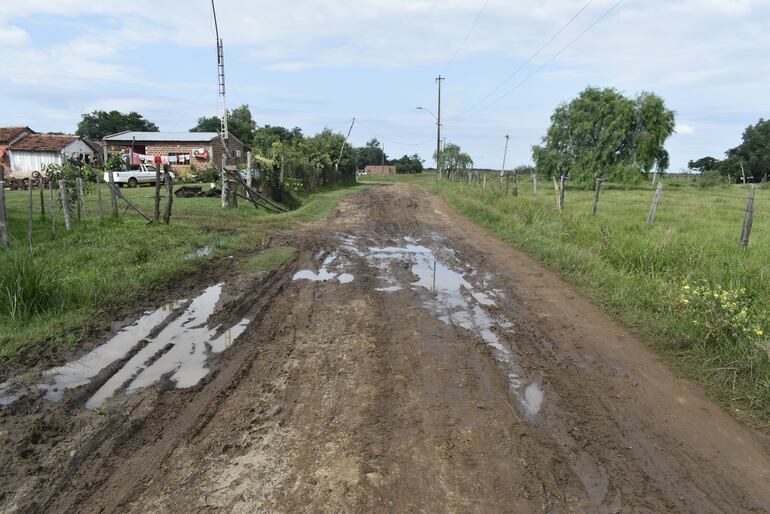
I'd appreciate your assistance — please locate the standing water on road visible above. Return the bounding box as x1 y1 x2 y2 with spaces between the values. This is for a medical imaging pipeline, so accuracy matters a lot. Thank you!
0 284 251 409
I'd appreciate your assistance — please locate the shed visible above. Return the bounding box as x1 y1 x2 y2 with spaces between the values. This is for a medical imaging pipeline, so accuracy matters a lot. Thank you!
7 134 96 177
0 127 35 172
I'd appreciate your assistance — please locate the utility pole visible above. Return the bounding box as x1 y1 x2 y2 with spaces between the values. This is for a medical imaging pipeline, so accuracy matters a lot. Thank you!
499 135 510 192
436 75 444 180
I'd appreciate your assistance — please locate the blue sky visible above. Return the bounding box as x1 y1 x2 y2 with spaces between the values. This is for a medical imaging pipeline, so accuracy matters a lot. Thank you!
1 0 768 171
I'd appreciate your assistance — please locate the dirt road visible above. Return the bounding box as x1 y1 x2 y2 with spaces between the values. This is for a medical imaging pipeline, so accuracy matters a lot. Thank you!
1 184 769 513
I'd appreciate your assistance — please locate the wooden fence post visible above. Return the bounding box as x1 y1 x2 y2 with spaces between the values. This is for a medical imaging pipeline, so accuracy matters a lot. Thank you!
76 177 86 221
106 158 118 217
38 176 46 220
592 177 602 215
246 151 253 189
740 184 756 248
59 180 72 231
27 180 33 255
95 169 104 222
0 165 8 251
512 171 518 196
163 168 174 224
646 182 663 228
553 177 561 211
532 172 537 199
483 175 486 190
558 175 565 211
49 179 56 239
154 163 162 221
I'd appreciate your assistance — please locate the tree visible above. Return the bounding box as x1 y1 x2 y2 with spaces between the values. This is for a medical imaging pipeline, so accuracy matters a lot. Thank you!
190 104 257 147
688 156 720 173
355 139 386 169
532 87 675 184
253 125 303 154
435 143 473 180
726 118 770 182
76 110 158 139
392 154 424 174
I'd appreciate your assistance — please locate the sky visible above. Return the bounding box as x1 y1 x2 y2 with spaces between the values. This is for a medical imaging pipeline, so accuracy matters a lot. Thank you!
1 0 769 171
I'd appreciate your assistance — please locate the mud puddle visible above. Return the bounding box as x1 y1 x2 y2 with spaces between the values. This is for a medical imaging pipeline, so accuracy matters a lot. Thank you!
337 233 544 420
0 284 251 410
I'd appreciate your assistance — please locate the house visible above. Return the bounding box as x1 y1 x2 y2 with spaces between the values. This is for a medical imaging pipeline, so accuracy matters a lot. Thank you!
102 131 245 175
0 126 35 173
6 133 97 177
364 165 397 176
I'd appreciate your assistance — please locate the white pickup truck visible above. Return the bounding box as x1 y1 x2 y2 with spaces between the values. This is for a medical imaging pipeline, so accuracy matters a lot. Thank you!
104 164 175 188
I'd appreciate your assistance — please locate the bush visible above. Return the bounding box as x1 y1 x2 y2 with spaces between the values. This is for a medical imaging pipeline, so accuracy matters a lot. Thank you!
699 170 724 188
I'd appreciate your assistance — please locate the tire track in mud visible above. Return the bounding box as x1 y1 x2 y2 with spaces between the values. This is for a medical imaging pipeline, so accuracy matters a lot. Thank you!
1 184 769 513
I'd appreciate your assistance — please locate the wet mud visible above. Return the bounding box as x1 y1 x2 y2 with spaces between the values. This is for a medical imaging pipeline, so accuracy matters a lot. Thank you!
1 184 769 513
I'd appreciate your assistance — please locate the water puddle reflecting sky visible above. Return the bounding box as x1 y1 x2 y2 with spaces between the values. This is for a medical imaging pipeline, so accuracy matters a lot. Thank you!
0 284 251 410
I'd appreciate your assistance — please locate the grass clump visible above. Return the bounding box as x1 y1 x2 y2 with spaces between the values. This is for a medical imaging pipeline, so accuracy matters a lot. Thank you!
244 246 297 273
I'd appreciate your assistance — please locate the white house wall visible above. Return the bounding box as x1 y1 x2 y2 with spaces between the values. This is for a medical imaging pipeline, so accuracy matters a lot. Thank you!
62 140 95 160
9 151 62 176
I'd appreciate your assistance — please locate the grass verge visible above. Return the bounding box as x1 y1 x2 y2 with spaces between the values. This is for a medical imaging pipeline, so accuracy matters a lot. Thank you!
243 246 297 273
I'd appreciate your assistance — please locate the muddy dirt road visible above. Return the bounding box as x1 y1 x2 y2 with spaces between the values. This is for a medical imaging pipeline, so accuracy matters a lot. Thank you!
1 185 769 513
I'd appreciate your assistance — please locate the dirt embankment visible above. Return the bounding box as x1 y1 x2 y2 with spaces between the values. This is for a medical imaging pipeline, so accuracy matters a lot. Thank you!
1 184 769 513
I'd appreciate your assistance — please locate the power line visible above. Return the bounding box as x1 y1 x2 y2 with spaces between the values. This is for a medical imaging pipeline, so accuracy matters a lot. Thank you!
454 0 595 120
445 0 491 72
460 0 626 120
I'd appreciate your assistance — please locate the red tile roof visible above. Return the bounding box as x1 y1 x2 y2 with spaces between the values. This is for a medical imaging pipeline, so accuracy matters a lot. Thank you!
8 134 79 152
0 127 32 144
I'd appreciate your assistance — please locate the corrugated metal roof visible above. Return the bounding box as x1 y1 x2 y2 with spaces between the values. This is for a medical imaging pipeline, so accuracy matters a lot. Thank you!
103 131 220 143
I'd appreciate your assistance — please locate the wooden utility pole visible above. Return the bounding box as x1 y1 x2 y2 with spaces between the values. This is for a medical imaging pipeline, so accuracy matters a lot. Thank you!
740 161 748 185
0 165 8 251
59 180 72 231
646 182 663 228
499 135 509 193
220 155 229 208
740 185 756 248
592 177 603 215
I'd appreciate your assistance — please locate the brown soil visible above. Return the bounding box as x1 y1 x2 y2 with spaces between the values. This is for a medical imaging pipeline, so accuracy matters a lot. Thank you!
1 184 769 513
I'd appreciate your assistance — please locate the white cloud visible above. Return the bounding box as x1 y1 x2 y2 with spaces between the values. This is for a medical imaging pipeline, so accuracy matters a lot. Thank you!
676 123 696 135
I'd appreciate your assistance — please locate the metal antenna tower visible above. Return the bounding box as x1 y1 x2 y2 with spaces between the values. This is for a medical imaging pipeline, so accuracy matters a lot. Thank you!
212 0 228 140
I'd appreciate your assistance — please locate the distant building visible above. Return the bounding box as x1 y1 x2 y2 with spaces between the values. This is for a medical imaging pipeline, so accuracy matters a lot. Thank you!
6 133 97 177
365 165 397 175
102 131 245 174
0 126 34 172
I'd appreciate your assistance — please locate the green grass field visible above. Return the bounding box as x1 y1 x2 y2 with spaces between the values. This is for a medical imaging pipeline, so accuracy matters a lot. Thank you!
0 182 361 362
366 173 770 424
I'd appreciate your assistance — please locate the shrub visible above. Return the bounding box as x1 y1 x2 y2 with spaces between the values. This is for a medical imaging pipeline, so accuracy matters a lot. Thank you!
699 170 724 188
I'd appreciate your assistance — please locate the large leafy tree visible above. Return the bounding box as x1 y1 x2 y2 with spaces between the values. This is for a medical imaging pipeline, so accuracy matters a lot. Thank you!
391 154 424 174
532 87 675 183
687 156 720 173
726 118 770 181
190 104 257 146
434 143 473 179
355 139 386 169
253 125 303 154
76 110 158 139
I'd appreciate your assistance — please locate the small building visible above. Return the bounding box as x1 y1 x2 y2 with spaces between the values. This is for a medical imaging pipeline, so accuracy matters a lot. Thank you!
365 165 397 175
0 126 35 172
6 133 97 177
102 131 245 175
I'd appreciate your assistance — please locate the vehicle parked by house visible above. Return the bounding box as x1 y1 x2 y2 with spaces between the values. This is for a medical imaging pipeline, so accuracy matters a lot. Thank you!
104 164 175 187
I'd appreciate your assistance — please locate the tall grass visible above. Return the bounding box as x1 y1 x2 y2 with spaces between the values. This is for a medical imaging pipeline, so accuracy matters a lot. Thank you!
0 253 65 320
